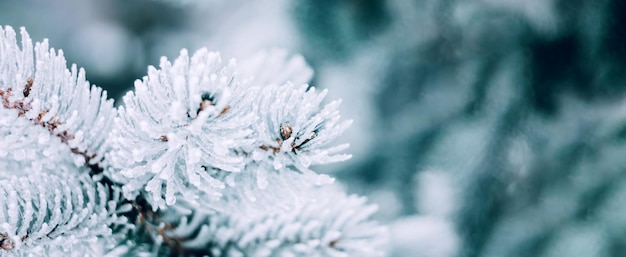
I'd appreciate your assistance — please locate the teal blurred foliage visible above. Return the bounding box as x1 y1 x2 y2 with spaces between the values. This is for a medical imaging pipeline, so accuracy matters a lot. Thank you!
294 0 626 256
0 0 189 100
293 0 391 61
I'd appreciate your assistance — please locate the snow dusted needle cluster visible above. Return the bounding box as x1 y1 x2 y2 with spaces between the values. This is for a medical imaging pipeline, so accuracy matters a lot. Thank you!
0 25 387 257
0 27 116 166
107 48 352 212
0 26 128 256
159 186 387 257
107 48 256 209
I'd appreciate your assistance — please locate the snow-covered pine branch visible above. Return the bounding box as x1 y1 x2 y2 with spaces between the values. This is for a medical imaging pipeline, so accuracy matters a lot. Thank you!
0 103 128 256
0 26 127 256
106 46 385 256
250 82 352 175
0 26 116 167
107 48 257 210
138 185 387 257
1 25 387 256
107 48 352 210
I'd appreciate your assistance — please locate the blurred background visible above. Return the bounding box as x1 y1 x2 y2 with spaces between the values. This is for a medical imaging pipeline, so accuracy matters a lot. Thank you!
3 0 626 256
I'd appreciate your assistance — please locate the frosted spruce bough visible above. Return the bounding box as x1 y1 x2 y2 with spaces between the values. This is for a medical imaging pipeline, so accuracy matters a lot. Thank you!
107 48 350 211
0 26 128 256
158 186 387 257
0 27 116 166
0 25 387 256
107 48 256 210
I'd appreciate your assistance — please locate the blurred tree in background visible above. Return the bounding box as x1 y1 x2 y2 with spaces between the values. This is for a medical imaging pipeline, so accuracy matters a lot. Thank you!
2 0 626 256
